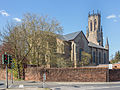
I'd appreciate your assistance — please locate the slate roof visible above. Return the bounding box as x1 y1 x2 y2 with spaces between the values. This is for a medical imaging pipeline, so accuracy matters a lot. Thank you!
58 31 108 50
57 35 66 41
88 42 107 50
57 31 81 41
63 31 81 41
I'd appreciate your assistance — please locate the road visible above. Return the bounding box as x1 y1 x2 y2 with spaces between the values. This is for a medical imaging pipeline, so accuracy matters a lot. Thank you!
0 80 120 90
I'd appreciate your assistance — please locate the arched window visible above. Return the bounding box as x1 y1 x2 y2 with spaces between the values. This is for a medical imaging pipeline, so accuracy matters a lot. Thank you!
93 51 95 63
90 21 92 31
79 48 83 61
94 19 96 30
104 53 106 64
99 52 101 64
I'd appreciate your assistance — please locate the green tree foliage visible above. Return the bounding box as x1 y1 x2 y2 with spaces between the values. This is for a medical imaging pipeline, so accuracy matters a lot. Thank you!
110 51 120 64
79 51 91 66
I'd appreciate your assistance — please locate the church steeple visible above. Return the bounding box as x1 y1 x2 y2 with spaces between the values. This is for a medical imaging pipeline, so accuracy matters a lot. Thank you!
105 37 109 49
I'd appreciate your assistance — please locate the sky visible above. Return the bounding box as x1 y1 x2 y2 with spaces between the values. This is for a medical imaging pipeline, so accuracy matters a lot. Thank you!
0 0 120 59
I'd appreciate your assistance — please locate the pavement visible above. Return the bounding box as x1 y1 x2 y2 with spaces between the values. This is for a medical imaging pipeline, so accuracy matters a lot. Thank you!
1 80 120 90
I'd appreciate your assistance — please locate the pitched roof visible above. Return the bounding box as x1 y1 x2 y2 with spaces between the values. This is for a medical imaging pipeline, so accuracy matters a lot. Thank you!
57 35 66 41
63 31 81 41
58 31 108 50
80 31 89 43
57 31 81 41
88 42 108 50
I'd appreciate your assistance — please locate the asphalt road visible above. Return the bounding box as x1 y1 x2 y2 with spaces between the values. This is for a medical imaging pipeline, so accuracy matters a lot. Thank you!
0 80 120 90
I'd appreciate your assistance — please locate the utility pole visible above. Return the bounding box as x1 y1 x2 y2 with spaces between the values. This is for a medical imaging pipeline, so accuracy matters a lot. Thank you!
6 64 8 88
11 66 13 84
9 56 13 84
5 52 8 88
2 52 13 88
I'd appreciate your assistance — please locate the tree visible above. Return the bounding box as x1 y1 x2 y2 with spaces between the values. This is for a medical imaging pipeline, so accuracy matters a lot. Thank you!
110 51 120 64
1 13 63 79
79 51 91 66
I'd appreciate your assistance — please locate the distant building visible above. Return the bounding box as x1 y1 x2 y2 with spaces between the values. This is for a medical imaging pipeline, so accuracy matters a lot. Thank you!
57 11 109 67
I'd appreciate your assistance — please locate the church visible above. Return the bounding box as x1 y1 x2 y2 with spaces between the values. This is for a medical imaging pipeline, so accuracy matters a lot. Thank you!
57 11 109 67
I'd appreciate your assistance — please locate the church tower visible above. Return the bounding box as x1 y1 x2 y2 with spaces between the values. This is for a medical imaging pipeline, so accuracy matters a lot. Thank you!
86 10 103 46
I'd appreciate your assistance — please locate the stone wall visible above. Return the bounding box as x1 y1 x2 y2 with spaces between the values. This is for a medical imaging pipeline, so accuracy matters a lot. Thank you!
25 67 108 82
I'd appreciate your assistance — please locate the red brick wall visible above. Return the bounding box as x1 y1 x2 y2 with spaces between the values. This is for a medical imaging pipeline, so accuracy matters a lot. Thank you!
109 69 120 81
25 67 41 81
0 69 6 80
25 67 109 82
2 67 120 82
0 68 12 80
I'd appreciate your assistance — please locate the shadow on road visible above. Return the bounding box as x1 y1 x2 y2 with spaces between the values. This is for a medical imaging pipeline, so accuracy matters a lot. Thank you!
0 83 4 86
73 85 80 88
28 81 37 83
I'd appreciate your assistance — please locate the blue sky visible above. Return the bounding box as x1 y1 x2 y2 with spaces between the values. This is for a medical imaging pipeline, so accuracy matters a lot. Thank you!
0 0 120 59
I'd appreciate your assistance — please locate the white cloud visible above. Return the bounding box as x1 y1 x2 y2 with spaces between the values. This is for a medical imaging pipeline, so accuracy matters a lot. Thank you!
0 10 9 16
106 14 116 19
113 19 117 22
13 18 21 22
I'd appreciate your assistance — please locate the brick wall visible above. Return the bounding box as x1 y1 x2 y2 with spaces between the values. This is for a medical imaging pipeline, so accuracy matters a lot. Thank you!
0 68 12 80
1 67 120 82
109 69 120 81
25 67 108 82
0 68 6 80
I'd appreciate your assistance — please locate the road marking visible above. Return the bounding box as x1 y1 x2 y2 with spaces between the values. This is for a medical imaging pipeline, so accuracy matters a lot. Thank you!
8 84 13 88
19 84 24 88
